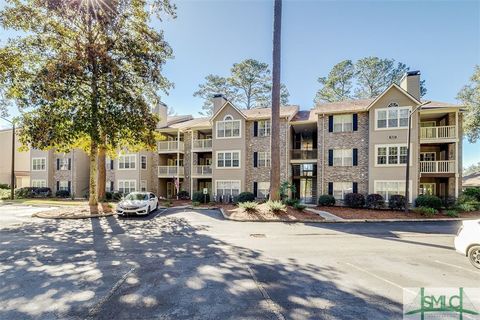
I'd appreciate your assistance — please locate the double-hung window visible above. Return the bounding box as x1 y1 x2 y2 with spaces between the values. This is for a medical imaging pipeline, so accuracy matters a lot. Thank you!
32 158 46 171
140 155 147 170
217 151 240 168
216 115 241 138
32 180 46 188
333 149 353 166
333 114 353 132
333 182 353 200
59 181 69 191
118 154 136 170
376 145 408 166
257 182 270 199
58 158 70 170
258 152 270 167
258 120 271 137
216 180 240 196
118 180 136 194
376 105 410 129
374 181 407 202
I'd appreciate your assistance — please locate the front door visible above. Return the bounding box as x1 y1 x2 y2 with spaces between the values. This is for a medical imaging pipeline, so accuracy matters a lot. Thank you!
299 178 314 204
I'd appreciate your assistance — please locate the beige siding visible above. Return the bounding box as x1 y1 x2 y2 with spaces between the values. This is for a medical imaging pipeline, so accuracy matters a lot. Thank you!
0 129 30 187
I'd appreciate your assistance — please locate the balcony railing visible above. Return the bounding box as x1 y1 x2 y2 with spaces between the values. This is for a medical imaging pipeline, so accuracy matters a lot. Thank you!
192 165 212 177
420 160 455 174
192 139 212 151
158 166 184 177
290 149 317 160
420 126 456 141
158 141 184 152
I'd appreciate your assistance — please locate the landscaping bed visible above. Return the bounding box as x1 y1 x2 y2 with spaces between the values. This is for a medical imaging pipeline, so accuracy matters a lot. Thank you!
32 203 116 219
220 203 324 221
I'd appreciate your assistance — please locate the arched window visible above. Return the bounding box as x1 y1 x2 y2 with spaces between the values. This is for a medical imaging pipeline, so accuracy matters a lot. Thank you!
223 115 233 121
388 102 399 108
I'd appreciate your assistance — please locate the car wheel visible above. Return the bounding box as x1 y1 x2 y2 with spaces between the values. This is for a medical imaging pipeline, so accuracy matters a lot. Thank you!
147 205 151 215
156 201 159 210
468 246 480 269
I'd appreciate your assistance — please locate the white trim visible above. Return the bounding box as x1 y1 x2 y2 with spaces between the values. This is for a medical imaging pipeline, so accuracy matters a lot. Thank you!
31 179 47 188
374 106 411 131
366 83 421 111
374 180 413 203
374 143 410 167
215 150 241 169
31 157 47 171
140 155 147 170
215 118 242 139
332 181 353 200
215 180 241 196
257 151 271 167
210 100 247 122
332 149 353 167
117 179 137 193
118 154 137 170
332 114 353 133
140 180 147 192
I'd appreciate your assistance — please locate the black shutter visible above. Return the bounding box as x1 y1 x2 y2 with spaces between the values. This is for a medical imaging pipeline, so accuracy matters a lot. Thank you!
68 158 72 170
253 121 258 137
56 159 60 170
328 149 333 166
56 181 59 191
353 148 358 166
353 182 358 194
328 182 333 196
353 113 358 131
110 181 114 192
68 181 71 193
110 159 114 170
328 116 333 132
253 182 258 197
253 152 258 167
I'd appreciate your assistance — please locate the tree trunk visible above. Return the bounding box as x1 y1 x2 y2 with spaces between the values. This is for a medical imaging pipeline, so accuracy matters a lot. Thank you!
270 0 282 201
89 140 99 213
97 140 106 202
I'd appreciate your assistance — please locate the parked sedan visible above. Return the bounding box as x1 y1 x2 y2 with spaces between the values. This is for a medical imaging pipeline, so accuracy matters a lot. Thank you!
116 192 159 216
454 219 480 269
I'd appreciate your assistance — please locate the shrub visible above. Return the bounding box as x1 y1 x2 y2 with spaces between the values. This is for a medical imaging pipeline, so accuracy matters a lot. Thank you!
267 200 286 213
177 190 190 200
318 195 335 206
445 209 459 217
388 195 407 210
15 187 52 199
365 194 385 209
239 201 258 212
456 194 480 211
464 187 480 201
457 203 477 212
415 195 442 210
192 201 201 207
457 194 477 204
293 203 306 211
413 206 438 217
55 190 70 198
105 192 113 201
0 184 9 189
284 198 299 206
235 192 255 203
112 192 123 201
344 193 365 208
442 196 457 209
192 191 210 204
0 189 10 200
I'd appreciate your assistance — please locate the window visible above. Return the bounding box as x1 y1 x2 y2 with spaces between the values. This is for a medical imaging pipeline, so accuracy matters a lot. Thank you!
32 158 46 171
376 106 410 129
375 181 407 202
420 152 436 161
118 154 136 170
376 145 408 166
217 151 240 168
216 115 241 138
333 182 353 200
118 180 136 194
216 180 241 197
141 155 147 170
58 158 70 170
258 120 271 137
333 149 353 166
333 114 353 132
419 183 436 196
106 181 114 192
257 182 270 199
140 180 147 192
32 180 46 188
59 181 69 191
258 152 270 167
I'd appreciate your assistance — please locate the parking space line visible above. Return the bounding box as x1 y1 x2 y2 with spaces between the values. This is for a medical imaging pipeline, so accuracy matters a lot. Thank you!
434 260 479 274
345 262 416 294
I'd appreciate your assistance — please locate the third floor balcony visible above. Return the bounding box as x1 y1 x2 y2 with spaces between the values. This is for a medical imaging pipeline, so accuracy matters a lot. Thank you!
420 160 455 174
192 139 212 151
192 165 212 177
420 125 456 142
158 165 184 178
158 140 184 153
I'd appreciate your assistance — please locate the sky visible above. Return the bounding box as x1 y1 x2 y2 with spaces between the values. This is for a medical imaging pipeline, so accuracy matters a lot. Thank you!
0 0 479 166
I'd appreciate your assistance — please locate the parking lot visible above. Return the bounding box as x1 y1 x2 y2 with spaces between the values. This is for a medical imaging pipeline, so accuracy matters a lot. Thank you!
0 205 479 319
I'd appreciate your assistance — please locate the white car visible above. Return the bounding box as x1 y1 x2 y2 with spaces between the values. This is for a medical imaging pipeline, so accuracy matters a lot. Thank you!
454 219 480 269
116 192 159 216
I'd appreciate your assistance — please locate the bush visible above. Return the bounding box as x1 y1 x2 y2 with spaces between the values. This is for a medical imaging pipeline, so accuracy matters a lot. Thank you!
0 189 10 200
284 198 299 206
344 193 365 208
445 209 459 217
464 187 480 201
457 203 477 212
192 201 201 207
456 194 480 211
413 206 438 217
112 192 123 201
192 191 210 204
177 190 190 200
293 203 306 211
388 195 407 210
15 187 52 199
0 184 9 189
318 195 335 206
235 192 255 203
415 195 442 210
442 196 457 209
365 194 385 209
267 200 286 213
105 192 113 201
55 190 70 198
239 201 258 212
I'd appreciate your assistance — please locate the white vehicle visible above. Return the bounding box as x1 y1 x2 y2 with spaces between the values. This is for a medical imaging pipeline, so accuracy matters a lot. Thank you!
454 219 480 269
116 192 159 216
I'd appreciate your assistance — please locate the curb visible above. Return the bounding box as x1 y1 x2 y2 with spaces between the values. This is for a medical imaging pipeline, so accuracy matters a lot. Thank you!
32 212 116 220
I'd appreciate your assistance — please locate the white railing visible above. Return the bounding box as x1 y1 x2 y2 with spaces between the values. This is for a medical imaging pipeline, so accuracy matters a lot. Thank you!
192 139 212 150
420 126 456 140
157 141 184 152
158 166 184 177
420 160 455 173
192 165 212 176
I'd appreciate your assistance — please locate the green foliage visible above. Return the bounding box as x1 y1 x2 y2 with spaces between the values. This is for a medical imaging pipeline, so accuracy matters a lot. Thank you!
235 192 255 203
415 195 443 210
238 201 258 212
314 60 354 103
193 75 240 116
293 203 306 211
457 203 477 212
192 191 210 204
365 194 385 209
284 198 299 206
15 187 52 199
192 201 201 207
445 210 459 218
413 206 438 217
388 195 407 211
266 200 286 213
279 181 296 200
177 190 190 200
464 187 480 201
457 66 480 143
0 188 10 200
55 190 70 198
344 193 365 208
318 195 336 206
0 184 9 189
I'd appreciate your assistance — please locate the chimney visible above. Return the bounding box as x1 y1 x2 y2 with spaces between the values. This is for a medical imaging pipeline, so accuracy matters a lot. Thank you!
154 102 168 128
213 94 227 115
399 70 421 100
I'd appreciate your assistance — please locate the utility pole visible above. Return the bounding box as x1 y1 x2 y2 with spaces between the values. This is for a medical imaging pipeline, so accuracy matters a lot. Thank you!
1 117 15 200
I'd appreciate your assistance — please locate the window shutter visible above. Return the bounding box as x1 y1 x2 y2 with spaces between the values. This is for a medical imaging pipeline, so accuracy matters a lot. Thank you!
56 181 59 191
68 181 71 193
110 160 114 170
110 181 114 192
253 152 258 167
328 149 333 166
353 182 358 194
253 182 258 198
353 113 358 131
353 148 358 166
253 121 258 137
328 116 333 132
56 159 60 170
68 158 72 170
328 182 333 196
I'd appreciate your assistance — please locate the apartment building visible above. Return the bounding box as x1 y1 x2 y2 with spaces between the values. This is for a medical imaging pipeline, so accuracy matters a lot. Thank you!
0 128 30 188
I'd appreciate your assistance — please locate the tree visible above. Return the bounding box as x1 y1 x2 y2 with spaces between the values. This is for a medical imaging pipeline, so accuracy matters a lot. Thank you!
193 75 239 116
314 60 354 103
0 0 174 211
458 66 480 143
270 0 282 201
464 162 480 176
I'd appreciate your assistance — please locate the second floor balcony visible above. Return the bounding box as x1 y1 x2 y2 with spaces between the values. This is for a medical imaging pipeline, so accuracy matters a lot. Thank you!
158 141 184 153
192 165 212 177
192 139 212 151
420 160 455 174
420 125 456 142
158 165 184 178
290 149 317 161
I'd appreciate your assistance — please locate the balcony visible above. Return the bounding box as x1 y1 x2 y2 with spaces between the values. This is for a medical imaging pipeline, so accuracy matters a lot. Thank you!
290 149 317 161
192 139 212 151
420 160 455 174
158 141 184 153
420 126 456 142
192 165 212 177
158 166 184 177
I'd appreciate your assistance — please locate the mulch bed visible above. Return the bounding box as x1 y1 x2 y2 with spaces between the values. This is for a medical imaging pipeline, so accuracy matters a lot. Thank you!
219 203 324 221
33 203 115 219
321 206 480 220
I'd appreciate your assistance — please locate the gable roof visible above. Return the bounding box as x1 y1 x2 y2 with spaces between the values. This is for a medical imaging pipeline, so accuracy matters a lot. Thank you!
463 172 480 187
314 98 374 114
366 83 421 110
242 105 299 120
210 100 247 121
291 110 318 122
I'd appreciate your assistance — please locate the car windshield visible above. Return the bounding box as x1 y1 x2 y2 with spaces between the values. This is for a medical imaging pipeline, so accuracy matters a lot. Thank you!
125 193 148 201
